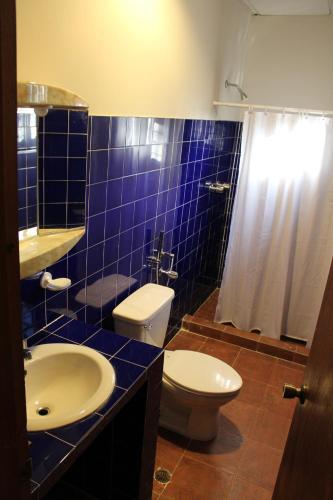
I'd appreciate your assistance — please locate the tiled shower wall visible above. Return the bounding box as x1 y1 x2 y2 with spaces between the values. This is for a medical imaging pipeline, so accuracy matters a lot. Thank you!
21 116 242 341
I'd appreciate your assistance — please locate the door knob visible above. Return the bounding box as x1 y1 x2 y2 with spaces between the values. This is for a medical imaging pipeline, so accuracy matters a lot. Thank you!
283 383 308 404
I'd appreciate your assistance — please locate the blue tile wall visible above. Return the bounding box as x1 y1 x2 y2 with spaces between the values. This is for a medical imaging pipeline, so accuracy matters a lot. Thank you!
38 109 88 229
17 109 38 231
21 116 242 341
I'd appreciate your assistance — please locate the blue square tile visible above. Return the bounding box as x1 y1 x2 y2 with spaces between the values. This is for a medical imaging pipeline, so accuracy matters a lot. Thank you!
67 203 85 226
122 175 137 205
69 110 88 134
44 157 67 181
110 117 127 147
124 146 139 175
36 333 73 345
105 207 121 239
68 158 87 181
116 339 161 367
108 148 124 179
97 386 126 415
139 118 153 145
44 109 69 133
118 254 131 277
119 229 133 257
183 120 192 141
104 235 119 266
68 181 85 203
146 194 158 220
69 134 87 157
132 223 145 251
120 203 134 232
138 145 150 173
110 358 145 390
89 150 108 184
43 203 66 227
88 182 107 216
87 242 104 275
157 191 168 214
88 212 106 245
28 433 73 484
67 280 87 315
17 168 26 189
131 248 143 275
126 117 140 146
107 178 122 210
27 167 37 186
134 199 146 225
43 315 73 333
49 413 101 446
147 170 160 196
83 329 129 356
91 116 110 150
43 133 68 157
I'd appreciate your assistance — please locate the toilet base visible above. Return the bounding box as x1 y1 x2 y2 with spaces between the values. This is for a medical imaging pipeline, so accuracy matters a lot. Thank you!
159 402 219 441
159 384 222 441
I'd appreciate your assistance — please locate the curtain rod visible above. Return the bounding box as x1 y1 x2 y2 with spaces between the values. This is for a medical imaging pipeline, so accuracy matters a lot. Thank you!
213 101 333 118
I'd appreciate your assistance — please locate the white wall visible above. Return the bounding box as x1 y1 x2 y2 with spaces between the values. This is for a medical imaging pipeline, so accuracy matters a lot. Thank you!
243 16 333 111
215 0 252 121
16 0 226 119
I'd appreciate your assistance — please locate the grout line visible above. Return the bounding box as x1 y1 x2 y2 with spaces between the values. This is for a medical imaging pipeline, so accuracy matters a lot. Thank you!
45 431 75 448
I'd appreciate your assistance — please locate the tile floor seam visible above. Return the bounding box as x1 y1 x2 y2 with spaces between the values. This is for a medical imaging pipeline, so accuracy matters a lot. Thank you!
197 337 208 351
228 472 273 499
162 442 190 496
247 408 291 452
180 452 239 476
244 434 287 455
235 470 275 491
231 348 241 367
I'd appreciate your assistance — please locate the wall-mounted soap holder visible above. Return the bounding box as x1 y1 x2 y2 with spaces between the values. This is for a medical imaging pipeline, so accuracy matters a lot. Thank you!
40 272 71 291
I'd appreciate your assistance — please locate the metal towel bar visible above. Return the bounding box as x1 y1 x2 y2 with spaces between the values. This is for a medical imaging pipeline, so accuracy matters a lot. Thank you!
205 182 231 193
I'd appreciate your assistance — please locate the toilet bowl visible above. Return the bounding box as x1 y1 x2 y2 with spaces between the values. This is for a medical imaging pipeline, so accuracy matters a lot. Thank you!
112 283 242 441
160 350 242 440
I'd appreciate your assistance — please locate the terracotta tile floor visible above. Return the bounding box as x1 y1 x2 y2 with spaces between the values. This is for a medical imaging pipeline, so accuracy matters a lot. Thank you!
153 330 305 499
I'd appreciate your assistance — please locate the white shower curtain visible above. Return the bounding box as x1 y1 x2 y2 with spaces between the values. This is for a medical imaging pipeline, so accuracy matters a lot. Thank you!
215 111 333 346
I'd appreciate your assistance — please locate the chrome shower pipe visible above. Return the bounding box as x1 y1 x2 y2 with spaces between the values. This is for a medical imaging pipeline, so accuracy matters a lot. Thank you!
225 80 248 101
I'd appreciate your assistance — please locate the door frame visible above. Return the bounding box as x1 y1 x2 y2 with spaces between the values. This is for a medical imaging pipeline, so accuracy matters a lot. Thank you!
0 1 29 498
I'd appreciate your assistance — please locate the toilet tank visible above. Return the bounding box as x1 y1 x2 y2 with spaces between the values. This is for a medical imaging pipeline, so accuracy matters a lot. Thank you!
112 284 175 347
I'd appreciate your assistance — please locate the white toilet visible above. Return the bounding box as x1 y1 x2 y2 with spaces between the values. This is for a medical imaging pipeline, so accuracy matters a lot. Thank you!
112 283 242 441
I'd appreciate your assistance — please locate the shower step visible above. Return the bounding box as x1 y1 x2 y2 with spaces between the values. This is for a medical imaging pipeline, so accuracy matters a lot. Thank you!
182 314 309 366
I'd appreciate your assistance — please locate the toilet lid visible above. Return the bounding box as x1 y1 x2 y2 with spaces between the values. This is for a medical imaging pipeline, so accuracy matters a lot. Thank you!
163 350 242 396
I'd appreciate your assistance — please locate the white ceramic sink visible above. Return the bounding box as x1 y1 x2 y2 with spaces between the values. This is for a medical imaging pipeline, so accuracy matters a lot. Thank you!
24 343 115 432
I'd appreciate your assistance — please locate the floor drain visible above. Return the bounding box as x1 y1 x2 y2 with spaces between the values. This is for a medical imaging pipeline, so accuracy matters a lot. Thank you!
36 407 50 416
154 468 172 484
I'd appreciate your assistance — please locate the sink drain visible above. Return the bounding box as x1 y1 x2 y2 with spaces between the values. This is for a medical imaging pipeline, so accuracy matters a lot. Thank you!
154 468 171 484
36 407 50 416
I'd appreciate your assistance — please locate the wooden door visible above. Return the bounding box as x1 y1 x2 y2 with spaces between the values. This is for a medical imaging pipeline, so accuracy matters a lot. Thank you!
273 258 333 499
0 1 30 498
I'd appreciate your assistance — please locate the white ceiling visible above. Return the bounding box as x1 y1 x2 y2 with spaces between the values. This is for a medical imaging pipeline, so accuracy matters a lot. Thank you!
242 0 332 15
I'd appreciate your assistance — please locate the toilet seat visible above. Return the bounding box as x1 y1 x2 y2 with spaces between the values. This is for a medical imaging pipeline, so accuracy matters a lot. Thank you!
163 350 242 396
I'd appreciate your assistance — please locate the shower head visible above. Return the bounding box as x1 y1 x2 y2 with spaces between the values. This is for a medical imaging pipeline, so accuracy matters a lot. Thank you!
225 80 248 101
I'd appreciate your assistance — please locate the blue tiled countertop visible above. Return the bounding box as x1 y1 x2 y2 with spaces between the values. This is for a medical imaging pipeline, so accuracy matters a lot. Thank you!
27 316 163 497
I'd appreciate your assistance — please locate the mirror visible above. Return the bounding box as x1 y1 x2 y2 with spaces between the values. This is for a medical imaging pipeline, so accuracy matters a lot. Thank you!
17 108 38 235
17 83 89 278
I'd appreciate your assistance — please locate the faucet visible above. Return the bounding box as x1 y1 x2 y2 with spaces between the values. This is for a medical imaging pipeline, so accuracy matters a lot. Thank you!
23 339 32 360
147 231 178 283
